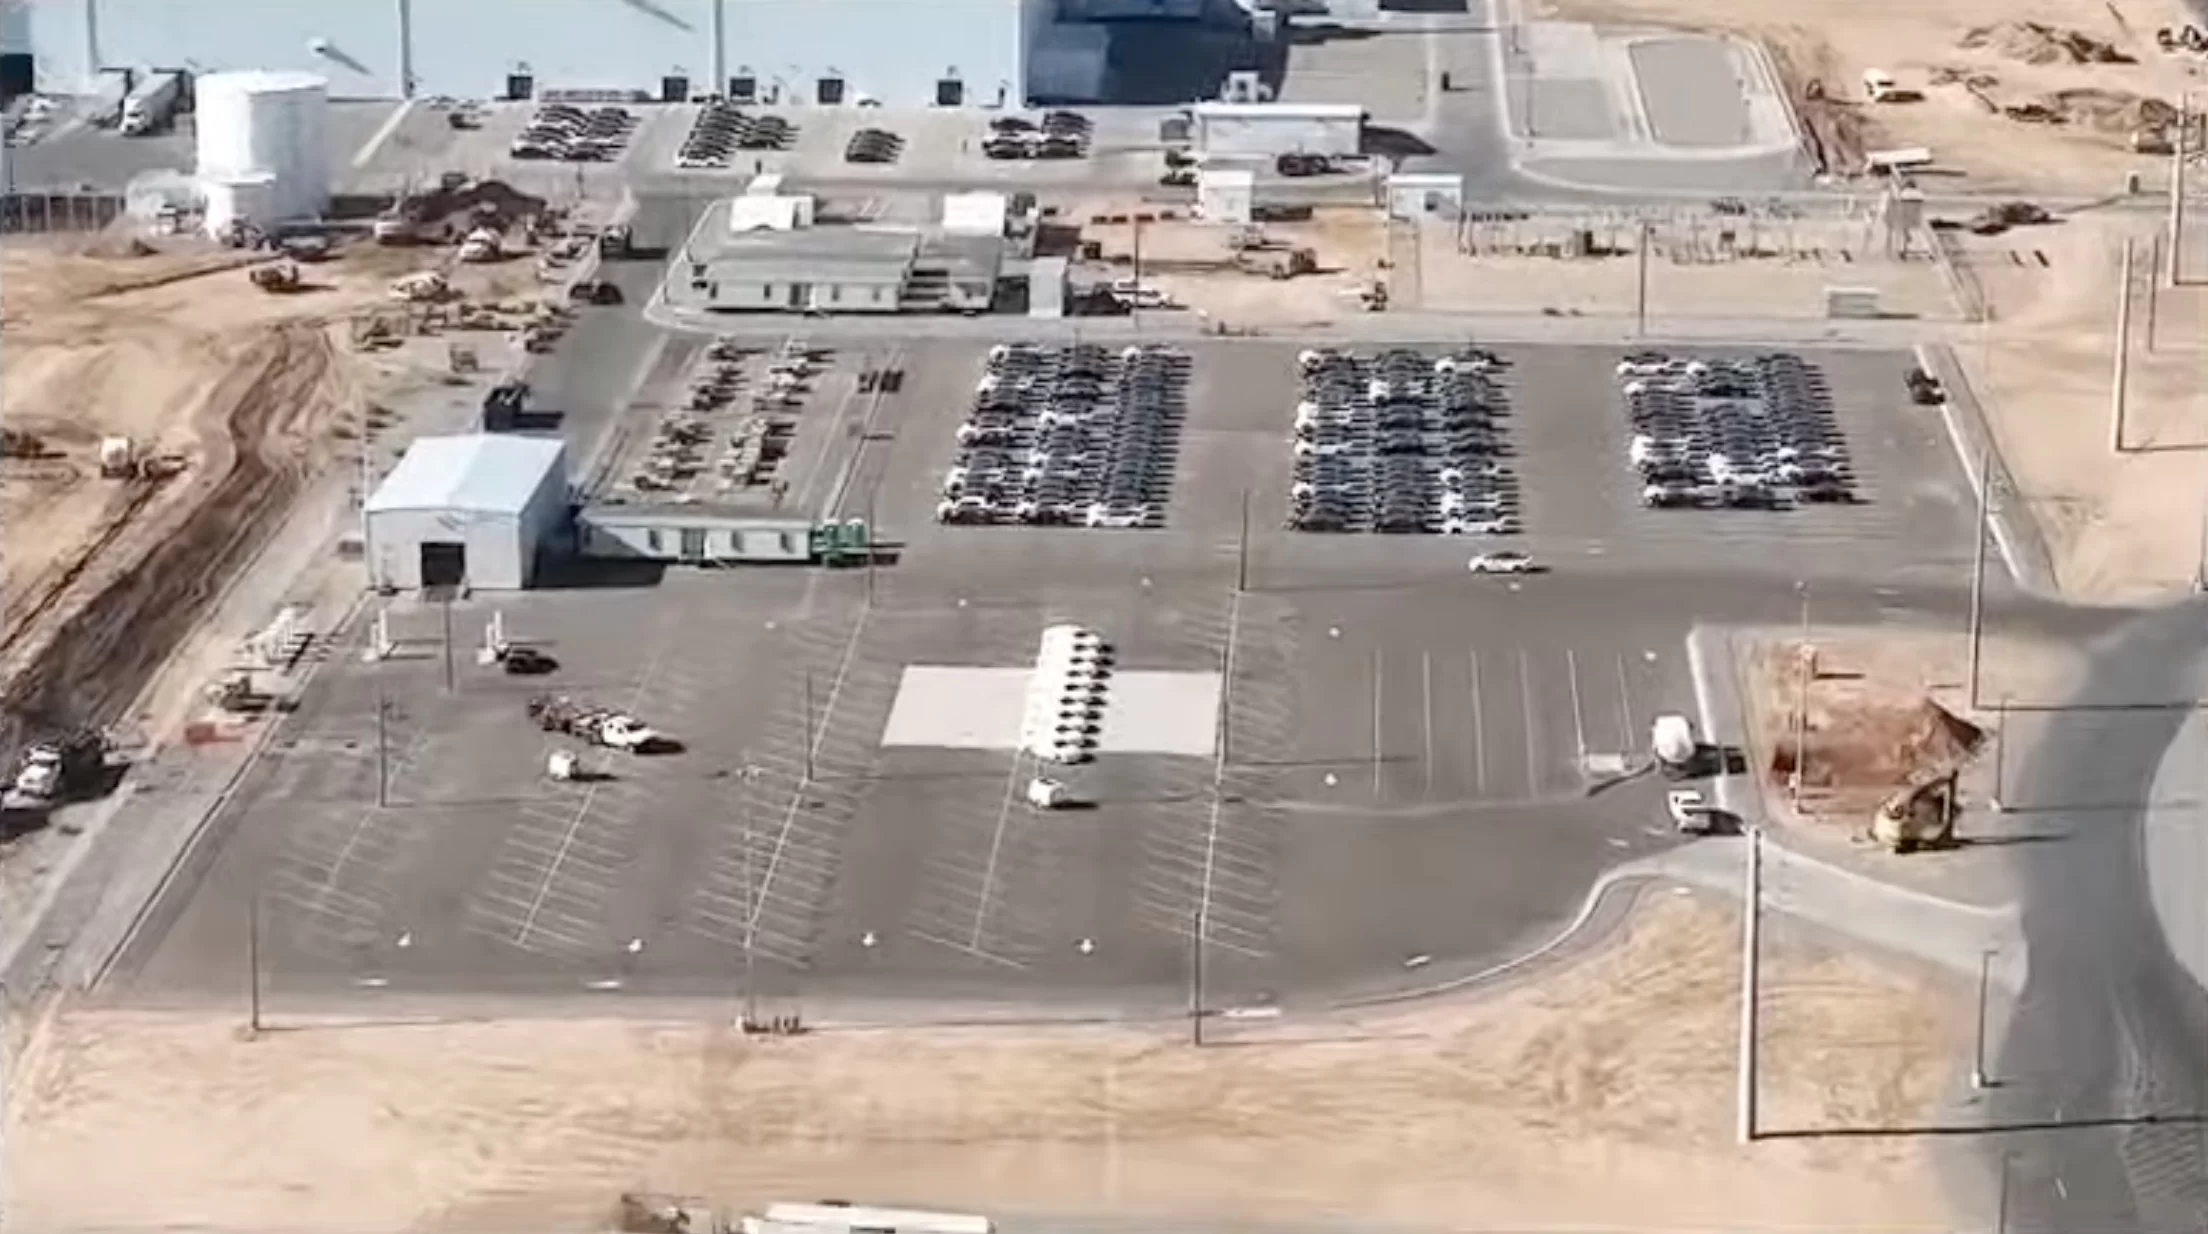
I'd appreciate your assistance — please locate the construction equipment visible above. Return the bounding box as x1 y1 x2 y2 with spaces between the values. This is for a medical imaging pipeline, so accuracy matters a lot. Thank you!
1359 280 1390 312
249 261 302 293
457 226 503 263
598 223 633 257
547 749 583 782
97 436 137 478
205 670 273 714
389 271 449 302
1965 200 2052 236
1666 787 1717 834
1905 366 1945 405
1235 246 1317 279
1872 768 1960 852
1 730 109 819
526 695 666 752
1 429 45 459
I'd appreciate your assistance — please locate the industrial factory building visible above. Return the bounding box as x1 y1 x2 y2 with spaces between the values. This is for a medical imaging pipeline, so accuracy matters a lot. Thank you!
16 0 1141 106
364 434 571 592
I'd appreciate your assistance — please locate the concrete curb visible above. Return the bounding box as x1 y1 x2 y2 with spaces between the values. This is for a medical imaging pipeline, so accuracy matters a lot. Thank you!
1916 341 2060 594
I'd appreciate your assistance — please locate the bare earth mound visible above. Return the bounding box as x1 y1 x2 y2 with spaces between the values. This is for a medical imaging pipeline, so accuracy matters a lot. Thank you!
1959 20 2133 64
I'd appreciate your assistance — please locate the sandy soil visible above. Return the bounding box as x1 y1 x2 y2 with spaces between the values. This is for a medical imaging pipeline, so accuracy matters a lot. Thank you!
1737 625 2075 823
8 892 1971 1234
1538 0 2205 194
1075 206 1390 326
1421 215 1956 319
1949 212 2208 600
0 232 541 741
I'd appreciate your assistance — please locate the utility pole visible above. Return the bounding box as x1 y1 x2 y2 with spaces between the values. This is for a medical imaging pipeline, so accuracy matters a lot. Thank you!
740 763 757 1032
708 0 727 98
1971 948 1995 1089
1189 904 1206 1047
1968 445 1991 711
374 685 390 808
2148 233 2163 352
2112 237 2135 454
1635 220 1653 337
1995 1151 2013 1234
1791 589 1810 807
1991 697 2009 813
440 593 456 693
1217 645 1233 772
802 670 816 783
2169 96 2188 288
1235 489 1251 594
246 891 263 1037
864 485 878 608
1371 646 1384 796
1737 826 1761 1143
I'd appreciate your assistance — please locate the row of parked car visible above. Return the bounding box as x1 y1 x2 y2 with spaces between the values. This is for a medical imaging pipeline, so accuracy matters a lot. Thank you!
511 104 637 162
675 103 796 168
982 111 1091 160
937 342 1189 528
1616 352 1860 509
845 127 906 164
1288 348 1524 536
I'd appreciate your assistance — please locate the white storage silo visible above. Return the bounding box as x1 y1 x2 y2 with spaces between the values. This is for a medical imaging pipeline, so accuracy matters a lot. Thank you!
202 172 279 237
194 70 331 226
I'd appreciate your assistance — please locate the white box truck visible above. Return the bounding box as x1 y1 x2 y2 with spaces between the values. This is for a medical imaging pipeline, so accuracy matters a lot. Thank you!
119 70 185 136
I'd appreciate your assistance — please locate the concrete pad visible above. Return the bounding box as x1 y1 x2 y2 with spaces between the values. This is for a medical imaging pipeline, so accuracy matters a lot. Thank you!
1628 37 1752 149
1095 670 1222 757
880 665 1030 748
881 665 1221 756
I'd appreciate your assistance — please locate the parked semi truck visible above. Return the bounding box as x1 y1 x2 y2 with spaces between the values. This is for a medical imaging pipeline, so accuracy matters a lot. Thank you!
120 70 185 136
86 68 134 128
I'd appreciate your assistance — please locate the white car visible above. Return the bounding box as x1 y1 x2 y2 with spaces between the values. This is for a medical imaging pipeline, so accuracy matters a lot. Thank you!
1085 504 1149 528
1467 551 1535 574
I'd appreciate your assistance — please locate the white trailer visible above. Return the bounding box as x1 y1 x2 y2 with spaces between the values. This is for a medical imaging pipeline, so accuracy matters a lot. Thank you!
86 68 134 128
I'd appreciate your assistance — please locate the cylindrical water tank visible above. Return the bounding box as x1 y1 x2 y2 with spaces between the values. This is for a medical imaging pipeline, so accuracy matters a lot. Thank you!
203 171 279 236
195 70 330 223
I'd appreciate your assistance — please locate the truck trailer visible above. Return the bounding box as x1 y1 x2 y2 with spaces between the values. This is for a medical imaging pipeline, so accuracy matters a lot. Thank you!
120 70 186 136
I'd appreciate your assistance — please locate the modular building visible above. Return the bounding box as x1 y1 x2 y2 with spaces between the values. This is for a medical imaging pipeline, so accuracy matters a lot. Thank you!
365 434 569 591
577 506 858 564
1192 102 1366 158
22 0 1074 107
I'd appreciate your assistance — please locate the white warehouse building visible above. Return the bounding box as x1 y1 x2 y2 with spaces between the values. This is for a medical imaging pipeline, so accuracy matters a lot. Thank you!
364 434 571 592
20 0 1089 107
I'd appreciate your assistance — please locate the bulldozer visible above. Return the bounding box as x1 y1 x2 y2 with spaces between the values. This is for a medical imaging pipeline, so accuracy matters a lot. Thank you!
249 261 303 293
1871 767 1960 852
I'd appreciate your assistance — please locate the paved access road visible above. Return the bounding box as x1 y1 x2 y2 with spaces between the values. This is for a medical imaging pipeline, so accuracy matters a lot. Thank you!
1992 597 2208 1234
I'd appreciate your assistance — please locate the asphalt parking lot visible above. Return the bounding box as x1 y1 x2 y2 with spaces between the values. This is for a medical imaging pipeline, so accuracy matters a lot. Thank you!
105 334 1982 1015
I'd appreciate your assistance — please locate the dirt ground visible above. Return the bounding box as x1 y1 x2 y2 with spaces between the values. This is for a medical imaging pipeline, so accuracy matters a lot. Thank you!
1419 213 1956 319
1948 211 2208 599
1738 626 2076 823
1075 205 1390 326
0 231 543 746
7 891 1972 1234
1537 0 2206 194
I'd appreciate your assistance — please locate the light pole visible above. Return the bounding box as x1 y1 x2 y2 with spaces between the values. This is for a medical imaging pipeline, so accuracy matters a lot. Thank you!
1968 445 1991 710
739 762 759 1032
1792 586 1811 807
1189 904 1206 1047
1737 826 1761 1143
246 890 264 1038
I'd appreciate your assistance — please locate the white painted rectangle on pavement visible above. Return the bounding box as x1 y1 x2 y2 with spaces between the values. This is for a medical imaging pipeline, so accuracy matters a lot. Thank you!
1095 670 1221 757
881 665 1221 757
880 666 1030 748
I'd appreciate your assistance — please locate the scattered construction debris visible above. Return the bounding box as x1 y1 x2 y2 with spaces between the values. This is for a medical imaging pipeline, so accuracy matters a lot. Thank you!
248 261 302 293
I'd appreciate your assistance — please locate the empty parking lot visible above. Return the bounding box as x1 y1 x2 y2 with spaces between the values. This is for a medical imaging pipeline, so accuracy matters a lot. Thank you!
106 335 1983 1014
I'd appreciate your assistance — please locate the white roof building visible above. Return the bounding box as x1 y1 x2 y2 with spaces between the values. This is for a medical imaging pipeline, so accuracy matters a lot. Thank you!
365 434 570 590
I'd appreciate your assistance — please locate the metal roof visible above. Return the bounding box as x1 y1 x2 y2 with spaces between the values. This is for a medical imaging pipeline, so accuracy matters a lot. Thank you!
366 433 565 516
